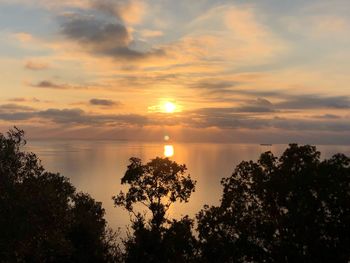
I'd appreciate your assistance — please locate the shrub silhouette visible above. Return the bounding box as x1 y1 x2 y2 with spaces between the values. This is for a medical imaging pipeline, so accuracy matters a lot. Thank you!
114 157 197 262
197 144 350 262
0 127 120 262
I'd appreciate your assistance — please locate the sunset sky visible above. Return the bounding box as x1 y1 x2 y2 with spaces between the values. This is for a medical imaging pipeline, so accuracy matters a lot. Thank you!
0 0 350 143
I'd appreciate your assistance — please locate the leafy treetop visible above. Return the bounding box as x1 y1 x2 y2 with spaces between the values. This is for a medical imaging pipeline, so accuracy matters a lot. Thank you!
114 157 196 230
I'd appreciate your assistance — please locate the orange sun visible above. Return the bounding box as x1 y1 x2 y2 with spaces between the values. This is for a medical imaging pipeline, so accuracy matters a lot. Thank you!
163 102 176 113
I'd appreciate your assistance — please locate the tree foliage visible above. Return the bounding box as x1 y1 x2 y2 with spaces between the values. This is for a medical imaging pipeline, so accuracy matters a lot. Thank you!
114 157 196 230
0 127 120 262
114 157 197 262
197 144 350 262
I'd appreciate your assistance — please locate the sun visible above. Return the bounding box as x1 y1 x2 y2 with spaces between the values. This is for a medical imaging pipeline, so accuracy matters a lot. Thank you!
163 102 176 113
148 100 180 113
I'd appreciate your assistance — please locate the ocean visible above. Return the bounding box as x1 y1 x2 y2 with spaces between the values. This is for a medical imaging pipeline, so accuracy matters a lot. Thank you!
25 140 350 234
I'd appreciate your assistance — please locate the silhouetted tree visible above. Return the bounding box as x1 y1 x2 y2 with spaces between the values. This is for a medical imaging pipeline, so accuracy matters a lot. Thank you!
0 127 120 262
114 157 197 262
197 144 350 262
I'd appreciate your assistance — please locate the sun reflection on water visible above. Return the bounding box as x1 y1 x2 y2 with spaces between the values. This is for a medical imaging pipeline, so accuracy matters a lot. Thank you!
164 145 174 157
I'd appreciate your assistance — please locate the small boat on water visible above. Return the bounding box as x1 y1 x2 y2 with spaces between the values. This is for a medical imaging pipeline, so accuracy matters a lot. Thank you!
260 144 272 146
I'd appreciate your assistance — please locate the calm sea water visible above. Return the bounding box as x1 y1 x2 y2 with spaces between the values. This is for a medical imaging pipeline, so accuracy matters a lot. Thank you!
25 141 350 233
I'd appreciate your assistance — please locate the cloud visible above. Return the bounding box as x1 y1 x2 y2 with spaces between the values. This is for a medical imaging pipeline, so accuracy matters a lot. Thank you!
0 0 88 9
61 14 130 48
312 114 341 119
89 98 121 107
188 78 282 100
39 108 148 125
60 13 165 61
0 105 148 126
186 107 350 132
193 98 275 115
25 61 49 70
0 104 35 112
91 0 147 25
271 117 350 132
0 0 147 24
31 80 68 89
0 103 350 136
284 15 350 38
191 79 238 90
234 98 275 113
140 30 163 38
276 95 350 109
30 80 91 90
189 79 350 111
0 104 36 121
12 32 34 42
8 97 40 103
185 4 288 66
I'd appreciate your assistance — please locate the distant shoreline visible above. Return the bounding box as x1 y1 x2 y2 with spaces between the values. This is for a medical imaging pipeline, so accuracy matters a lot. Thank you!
24 139 350 146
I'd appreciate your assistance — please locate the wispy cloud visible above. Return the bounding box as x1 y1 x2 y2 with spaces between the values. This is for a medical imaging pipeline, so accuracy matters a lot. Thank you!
89 98 122 107
91 0 147 25
30 80 92 90
140 30 163 38
24 61 49 70
8 97 40 103
31 80 68 89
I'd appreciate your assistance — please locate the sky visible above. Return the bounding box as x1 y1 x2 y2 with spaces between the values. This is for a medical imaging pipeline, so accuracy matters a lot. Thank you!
0 0 350 144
